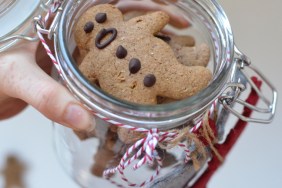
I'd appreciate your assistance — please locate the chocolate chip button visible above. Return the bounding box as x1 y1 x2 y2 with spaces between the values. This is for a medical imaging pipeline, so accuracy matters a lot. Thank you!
116 45 127 59
129 58 141 74
95 13 107 23
84 21 94 33
144 74 156 87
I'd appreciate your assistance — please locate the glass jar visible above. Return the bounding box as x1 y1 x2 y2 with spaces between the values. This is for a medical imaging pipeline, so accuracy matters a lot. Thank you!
33 0 277 187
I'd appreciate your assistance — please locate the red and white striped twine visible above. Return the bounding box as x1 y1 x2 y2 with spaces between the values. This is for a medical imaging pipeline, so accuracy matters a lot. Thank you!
36 2 219 187
35 1 62 75
103 128 164 187
99 100 217 187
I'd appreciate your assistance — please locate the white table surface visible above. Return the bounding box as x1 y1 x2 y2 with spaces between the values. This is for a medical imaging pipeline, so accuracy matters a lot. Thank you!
1 0 282 187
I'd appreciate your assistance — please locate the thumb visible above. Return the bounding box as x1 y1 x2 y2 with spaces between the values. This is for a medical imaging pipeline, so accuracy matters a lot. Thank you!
0 51 94 131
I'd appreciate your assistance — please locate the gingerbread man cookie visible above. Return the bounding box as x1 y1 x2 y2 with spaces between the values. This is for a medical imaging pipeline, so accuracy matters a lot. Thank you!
2 156 26 188
156 34 210 67
169 39 210 67
75 4 212 104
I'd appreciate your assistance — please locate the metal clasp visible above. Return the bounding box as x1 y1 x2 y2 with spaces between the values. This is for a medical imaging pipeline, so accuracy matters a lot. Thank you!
219 46 277 124
34 0 64 39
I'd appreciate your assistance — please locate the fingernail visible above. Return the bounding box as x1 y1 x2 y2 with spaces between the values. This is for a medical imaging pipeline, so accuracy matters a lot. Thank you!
64 103 93 130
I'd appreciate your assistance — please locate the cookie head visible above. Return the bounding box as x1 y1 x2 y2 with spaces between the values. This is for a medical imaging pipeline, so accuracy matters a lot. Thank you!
74 4 124 52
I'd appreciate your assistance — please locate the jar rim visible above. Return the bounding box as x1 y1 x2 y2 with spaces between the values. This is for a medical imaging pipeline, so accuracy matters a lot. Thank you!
56 0 234 128
0 0 44 38
0 0 47 51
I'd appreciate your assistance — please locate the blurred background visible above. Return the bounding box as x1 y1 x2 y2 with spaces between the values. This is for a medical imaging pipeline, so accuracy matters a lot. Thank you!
0 0 281 187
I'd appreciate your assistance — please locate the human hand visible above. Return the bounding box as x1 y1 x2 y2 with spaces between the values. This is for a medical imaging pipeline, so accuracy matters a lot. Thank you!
0 41 93 131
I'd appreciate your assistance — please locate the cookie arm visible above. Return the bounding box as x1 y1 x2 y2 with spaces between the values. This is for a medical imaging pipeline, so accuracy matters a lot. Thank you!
128 11 170 34
79 53 98 84
115 0 190 28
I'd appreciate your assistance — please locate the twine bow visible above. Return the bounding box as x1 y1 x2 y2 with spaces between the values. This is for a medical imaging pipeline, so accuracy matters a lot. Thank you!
103 128 179 187
102 100 218 187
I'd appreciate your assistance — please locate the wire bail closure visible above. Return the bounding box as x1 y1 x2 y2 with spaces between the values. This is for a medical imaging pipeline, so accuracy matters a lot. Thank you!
33 0 64 40
0 0 56 51
219 46 277 123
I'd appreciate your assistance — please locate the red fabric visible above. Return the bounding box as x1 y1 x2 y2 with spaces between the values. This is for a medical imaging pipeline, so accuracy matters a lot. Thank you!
192 77 262 188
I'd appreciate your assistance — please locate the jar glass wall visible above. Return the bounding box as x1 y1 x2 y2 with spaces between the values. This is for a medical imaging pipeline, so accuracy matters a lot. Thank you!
53 0 235 187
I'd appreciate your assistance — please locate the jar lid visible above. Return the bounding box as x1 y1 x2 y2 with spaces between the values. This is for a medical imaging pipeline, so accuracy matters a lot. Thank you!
0 0 41 39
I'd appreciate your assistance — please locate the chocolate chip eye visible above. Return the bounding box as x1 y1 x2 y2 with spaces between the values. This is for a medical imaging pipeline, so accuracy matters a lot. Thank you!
95 13 107 23
144 74 156 87
129 58 141 74
84 21 94 33
95 28 117 49
116 45 127 59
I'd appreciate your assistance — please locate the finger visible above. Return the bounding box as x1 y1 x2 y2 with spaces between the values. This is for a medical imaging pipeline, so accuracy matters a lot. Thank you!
0 94 27 120
0 52 94 131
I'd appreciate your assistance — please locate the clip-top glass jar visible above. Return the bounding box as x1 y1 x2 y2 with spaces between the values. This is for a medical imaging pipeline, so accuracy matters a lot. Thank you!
32 0 277 187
